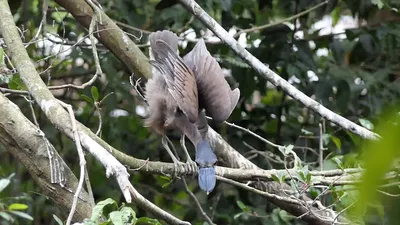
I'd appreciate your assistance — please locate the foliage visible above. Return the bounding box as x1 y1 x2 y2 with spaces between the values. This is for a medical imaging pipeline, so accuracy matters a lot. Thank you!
1 0 400 224
79 198 160 225
0 174 33 224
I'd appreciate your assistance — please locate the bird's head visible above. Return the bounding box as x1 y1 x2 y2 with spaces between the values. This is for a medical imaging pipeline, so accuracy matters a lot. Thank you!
195 140 217 194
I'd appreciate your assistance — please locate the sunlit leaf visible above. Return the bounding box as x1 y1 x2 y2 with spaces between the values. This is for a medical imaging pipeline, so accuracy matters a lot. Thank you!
371 0 384 9
359 118 374 130
0 179 11 192
91 198 117 221
8 203 28 211
120 207 137 224
109 211 123 225
353 108 400 221
0 212 13 222
53 214 63 225
9 211 33 220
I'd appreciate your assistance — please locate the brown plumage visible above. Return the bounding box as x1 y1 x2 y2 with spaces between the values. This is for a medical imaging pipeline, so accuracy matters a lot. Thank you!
183 39 240 123
144 30 240 193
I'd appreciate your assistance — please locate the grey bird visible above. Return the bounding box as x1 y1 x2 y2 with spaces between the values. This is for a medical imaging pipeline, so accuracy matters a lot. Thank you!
144 30 240 193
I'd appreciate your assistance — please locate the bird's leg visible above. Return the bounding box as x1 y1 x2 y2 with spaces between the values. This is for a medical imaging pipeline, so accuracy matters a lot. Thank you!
180 134 198 175
162 135 185 177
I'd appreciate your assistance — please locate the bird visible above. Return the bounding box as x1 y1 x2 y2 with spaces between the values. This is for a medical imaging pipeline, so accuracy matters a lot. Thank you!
144 30 240 193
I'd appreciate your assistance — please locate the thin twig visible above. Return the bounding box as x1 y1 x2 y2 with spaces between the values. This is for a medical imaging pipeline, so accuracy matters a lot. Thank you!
234 1 330 37
182 179 215 225
23 95 39 127
58 100 86 225
24 0 48 48
84 166 95 207
217 176 301 205
216 118 319 156
94 102 102 136
319 123 324 171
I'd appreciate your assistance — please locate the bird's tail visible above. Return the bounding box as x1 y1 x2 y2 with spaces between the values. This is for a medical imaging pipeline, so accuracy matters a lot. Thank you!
195 140 217 193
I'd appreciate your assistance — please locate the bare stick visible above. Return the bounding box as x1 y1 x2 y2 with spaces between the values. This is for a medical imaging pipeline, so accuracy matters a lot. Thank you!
58 100 86 225
94 102 102 136
234 1 329 37
319 123 324 171
182 179 215 225
178 0 379 140
217 176 301 205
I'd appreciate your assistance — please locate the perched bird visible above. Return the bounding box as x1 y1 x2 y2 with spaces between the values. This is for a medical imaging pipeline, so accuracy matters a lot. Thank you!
144 30 240 193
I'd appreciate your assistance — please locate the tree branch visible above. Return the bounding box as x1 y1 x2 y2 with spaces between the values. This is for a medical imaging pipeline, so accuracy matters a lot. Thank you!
177 0 380 141
0 1 189 224
0 93 92 222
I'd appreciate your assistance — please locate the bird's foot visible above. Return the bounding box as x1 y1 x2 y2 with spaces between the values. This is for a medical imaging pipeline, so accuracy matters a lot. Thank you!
170 161 188 178
183 158 198 176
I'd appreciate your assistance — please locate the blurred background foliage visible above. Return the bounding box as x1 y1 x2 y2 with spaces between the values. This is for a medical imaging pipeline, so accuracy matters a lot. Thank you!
1 0 400 224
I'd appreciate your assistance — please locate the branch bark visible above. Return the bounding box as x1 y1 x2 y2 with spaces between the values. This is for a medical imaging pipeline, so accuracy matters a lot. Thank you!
0 1 189 224
0 93 92 222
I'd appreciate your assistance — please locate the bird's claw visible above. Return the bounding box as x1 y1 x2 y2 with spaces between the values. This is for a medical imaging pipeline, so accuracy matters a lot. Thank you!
184 158 198 176
171 160 197 178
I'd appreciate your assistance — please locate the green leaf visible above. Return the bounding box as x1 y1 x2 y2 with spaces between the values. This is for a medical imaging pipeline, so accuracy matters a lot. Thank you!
371 0 384 9
91 86 99 101
120 207 137 224
353 108 400 220
330 6 340 26
359 118 374 130
330 135 342 150
236 200 249 212
0 212 14 221
80 94 94 104
271 174 281 184
159 175 172 188
8 74 27 90
306 173 312 184
9 211 33 220
53 214 64 225
332 157 343 169
91 198 117 221
8 203 28 211
109 211 123 225
233 212 243 220
136 217 161 225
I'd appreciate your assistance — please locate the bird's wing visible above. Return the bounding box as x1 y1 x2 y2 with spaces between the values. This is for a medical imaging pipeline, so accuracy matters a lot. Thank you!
183 39 240 124
150 38 199 123
149 30 179 60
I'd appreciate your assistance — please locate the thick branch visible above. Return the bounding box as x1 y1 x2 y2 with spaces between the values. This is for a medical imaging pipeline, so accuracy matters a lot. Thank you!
53 0 151 79
0 1 188 224
0 93 92 222
177 0 379 141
